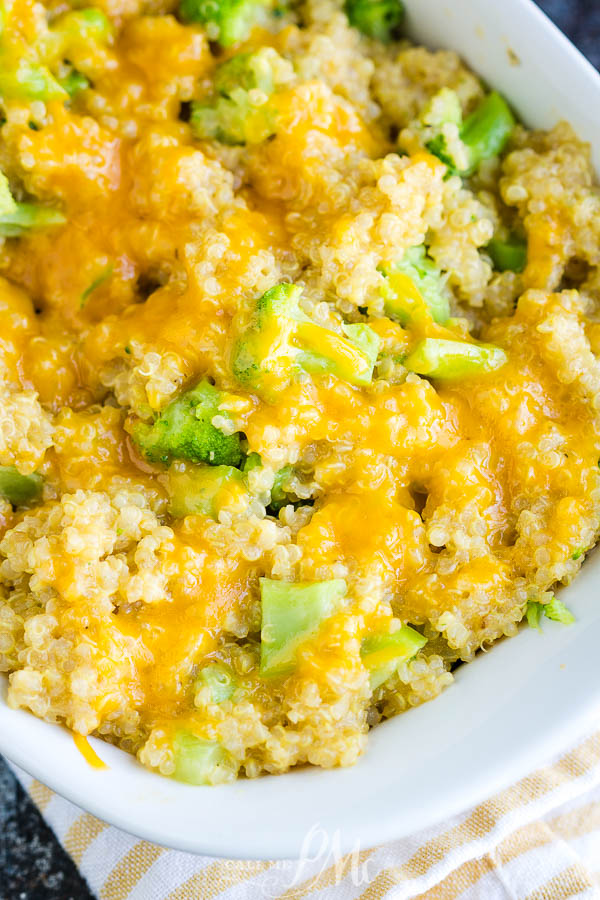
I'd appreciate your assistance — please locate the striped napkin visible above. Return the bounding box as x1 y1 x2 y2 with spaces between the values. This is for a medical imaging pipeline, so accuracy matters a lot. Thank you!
10 727 600 900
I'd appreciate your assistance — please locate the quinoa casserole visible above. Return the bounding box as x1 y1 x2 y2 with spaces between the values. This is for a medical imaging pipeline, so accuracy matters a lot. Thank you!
0 0 599 786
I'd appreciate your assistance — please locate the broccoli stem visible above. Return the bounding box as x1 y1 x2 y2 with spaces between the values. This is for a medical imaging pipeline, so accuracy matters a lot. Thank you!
361 625 427 689
0 203 66 237
486 236 527 273
0 466 43 505
260 577 347 677
382 245 450 325
404 338 507 380
195 663 237 704
171 731 234 785
460 92 515 175
167 464 245 519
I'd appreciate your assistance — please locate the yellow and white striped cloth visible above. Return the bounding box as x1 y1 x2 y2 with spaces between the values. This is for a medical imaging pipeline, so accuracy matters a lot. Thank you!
10 727 600 900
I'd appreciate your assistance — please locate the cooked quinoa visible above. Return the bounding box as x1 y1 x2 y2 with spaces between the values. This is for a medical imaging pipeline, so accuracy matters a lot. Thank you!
0 0 599 785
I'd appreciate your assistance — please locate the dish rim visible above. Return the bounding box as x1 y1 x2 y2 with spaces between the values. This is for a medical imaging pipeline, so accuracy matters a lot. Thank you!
1 0 600 860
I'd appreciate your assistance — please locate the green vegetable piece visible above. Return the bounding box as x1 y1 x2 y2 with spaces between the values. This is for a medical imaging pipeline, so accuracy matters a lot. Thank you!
191 94 275 145
179 0 271 47
269 464 294 512
427 91 515 176
172 731 234 785
80 264 113 307
0 172 16 217
214 48 276 96
0 58 67 101
543 596 575 625
243 451 262 473
486 236 527 273
361 625 427 689
526 601 544 629
196 663 236 703
404 338 507 380
0 466 43 505
260 577 347 677
232 283 381 398
132 380 243 468
0 203 66 237
572 549 583 561
47 8 111 57
167 464 244 518
344 0 404 42
60 69 90 98
460 91 515 175
526 597 575 629
382 245 450 325
191 48 288 145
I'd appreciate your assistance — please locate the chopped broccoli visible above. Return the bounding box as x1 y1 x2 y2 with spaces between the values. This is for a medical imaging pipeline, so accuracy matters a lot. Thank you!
45 8 111 59
195 662 237 704
486 235 527 273
214 48 278 96
361 625 427 689
0 203 66 237
344 0 404 42
269 464 294 512
572 549 584 561
59 68 90 98
543 596 575 625
426 90 515 177
404 337 507 380
132 380 244 468
232 283 381 399
0 57 66 101
191 94 275 145
0 172 16 217
171 731 235 785
191 48 291 145
167 463 245 519
179 0 275 47
0 466 43 506
260 577 347 677
526 596 575 629
381 245 450 325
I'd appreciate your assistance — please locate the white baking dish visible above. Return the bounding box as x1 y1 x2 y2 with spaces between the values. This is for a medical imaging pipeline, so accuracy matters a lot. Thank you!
1 0 599 859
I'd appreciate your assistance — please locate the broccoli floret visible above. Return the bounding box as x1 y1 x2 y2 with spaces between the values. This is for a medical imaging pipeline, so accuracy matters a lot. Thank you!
45 8 111 59
381 245 450 325
179 0 275 47
191 94 275 145
232 283 381 399
426 90 515 177
0 466 43 506
260 577 347 677
190 47 291 145
344 0 404 42
132 380 244 467
404 337 507 380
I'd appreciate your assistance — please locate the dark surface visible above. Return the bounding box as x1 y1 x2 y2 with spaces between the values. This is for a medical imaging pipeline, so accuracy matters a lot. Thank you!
0 3 598 899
